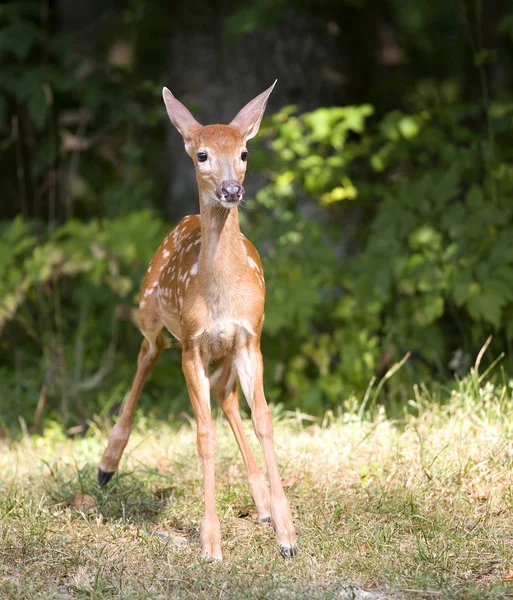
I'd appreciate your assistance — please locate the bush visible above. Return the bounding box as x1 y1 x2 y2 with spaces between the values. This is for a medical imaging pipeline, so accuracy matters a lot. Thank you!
2 0 513 429
250 101 513 412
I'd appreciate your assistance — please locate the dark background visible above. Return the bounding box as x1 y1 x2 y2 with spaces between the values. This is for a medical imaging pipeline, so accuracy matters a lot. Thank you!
1 0 513 432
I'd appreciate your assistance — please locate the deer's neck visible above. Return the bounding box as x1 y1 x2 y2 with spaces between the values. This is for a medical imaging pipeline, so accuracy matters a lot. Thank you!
198 198 245 288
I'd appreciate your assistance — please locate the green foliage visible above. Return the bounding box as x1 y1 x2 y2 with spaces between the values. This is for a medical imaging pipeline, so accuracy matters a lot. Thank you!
250 99 513 409
0 0 166 220
1 0 513 429
0 212 184 428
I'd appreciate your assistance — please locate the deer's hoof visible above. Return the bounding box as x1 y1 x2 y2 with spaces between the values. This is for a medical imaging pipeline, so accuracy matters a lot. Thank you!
280 545 297 559
97 467 115 487
260 516 272 524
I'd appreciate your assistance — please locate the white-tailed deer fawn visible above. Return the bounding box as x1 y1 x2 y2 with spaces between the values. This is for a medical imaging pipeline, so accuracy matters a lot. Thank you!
98 81 297 560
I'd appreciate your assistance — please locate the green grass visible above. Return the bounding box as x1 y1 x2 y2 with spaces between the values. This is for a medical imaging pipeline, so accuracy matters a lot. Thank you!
2 369 513 599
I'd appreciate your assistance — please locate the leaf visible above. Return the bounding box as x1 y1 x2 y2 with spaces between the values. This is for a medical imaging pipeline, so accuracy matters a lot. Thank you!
321 179 358 204
466 184 483 210
431 164 460 205
471 486 490 502
224 1 284 39
414 295 444 326
500 13 513 44
0 22 41 60
358 543 370 556
452 277 473 306
72 493 96 512
398 116 420 139
281 471 304 488
466 290 505 328
474 49 497 68
156 456 173 473
150 531 189 545
408 226 442 251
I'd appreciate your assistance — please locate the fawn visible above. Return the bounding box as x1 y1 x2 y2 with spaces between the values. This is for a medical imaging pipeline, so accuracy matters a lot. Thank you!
98 82 297 560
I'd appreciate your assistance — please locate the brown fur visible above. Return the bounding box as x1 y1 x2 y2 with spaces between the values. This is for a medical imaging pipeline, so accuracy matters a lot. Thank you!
99 82 296 560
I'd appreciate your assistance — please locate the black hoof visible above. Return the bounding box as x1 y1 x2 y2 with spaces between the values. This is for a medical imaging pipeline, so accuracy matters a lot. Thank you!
97 467 115 486
280 545 297 559
260 516 271 523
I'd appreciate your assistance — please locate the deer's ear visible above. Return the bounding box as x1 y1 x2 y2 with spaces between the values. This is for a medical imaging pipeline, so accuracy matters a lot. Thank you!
229 80 277 142
162 87 202 141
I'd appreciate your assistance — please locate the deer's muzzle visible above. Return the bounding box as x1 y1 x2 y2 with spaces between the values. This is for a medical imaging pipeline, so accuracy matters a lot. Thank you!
216 180 244 205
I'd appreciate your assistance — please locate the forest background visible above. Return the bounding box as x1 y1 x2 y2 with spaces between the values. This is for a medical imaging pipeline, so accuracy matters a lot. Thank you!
1 0 513 432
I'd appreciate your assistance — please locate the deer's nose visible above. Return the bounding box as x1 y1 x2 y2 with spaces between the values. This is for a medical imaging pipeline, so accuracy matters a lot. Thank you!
217 180 244 202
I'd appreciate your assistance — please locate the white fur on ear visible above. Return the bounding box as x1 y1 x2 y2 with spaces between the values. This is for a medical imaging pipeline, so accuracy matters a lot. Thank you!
229 80 277 141
162 87 202 140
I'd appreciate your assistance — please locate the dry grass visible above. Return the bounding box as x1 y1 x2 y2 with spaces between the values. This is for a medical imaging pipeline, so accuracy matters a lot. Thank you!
1 372 513 599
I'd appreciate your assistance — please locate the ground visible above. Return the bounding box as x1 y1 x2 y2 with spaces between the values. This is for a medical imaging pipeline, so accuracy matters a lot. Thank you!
1 371 513 599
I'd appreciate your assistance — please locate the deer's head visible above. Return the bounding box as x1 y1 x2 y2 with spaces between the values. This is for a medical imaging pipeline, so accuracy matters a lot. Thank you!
163 82 276 209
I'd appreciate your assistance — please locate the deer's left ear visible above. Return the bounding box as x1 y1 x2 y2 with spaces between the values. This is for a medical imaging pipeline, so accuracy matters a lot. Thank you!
229 80 277 142
162 87 202 142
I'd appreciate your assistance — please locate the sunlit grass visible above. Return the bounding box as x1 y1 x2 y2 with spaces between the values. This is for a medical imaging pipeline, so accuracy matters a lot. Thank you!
1 367 513 599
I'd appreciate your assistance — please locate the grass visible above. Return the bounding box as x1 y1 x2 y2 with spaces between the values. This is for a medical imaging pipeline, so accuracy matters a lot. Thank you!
2 368 513 599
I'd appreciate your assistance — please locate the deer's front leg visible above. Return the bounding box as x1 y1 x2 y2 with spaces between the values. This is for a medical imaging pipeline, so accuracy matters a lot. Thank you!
182 345 222 560
237 341 297 558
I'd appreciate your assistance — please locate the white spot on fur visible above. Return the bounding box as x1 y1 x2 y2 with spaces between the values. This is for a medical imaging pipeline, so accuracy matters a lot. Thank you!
248 257 259 271
237 343 255 409
140 300 146 308
163 249 170 258
147 265 152 273
190 262 198 276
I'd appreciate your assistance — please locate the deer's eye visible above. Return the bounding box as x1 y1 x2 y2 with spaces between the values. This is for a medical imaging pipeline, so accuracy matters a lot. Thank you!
197 152 208 162
241 151 248 161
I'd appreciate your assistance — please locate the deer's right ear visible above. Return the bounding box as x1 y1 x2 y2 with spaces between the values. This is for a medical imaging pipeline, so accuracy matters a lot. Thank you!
162 87 202 142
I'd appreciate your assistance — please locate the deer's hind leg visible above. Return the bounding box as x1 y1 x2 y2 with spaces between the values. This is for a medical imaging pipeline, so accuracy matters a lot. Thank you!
210 358 271 521
98 324 169 486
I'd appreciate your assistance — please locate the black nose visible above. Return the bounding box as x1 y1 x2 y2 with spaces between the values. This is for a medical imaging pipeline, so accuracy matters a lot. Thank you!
222 183 241 196
218 180 243 202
